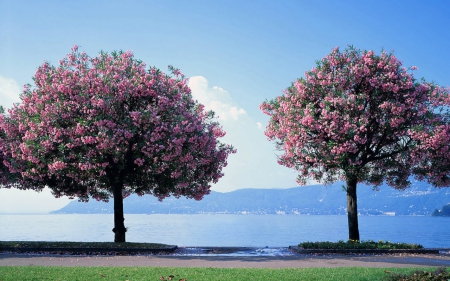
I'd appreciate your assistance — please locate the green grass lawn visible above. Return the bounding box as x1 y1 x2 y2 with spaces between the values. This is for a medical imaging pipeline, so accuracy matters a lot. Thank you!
0 266 432 281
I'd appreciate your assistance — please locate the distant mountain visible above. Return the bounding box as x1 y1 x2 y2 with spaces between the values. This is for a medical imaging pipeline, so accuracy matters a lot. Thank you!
51 180 450 216
431 203 450 217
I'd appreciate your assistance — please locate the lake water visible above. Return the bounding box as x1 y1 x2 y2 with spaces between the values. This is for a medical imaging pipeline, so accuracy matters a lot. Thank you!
1 214 449 248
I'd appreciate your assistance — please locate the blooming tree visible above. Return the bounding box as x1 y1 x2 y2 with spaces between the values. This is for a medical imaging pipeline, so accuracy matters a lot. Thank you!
261 46 450 241
1 46 235 242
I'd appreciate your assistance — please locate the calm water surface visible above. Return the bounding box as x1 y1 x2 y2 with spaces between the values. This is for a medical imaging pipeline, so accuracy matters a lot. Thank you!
1 214 449 248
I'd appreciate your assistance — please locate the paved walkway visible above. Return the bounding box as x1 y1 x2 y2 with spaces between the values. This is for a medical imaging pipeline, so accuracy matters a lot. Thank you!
1 253 450 268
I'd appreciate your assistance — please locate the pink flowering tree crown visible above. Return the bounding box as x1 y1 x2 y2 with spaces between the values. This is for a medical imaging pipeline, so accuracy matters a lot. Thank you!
2 46 235 202
261 45 450 188
261 45 450 240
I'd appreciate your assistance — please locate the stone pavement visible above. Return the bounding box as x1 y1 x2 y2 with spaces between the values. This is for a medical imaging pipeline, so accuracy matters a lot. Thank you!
1 252 450 268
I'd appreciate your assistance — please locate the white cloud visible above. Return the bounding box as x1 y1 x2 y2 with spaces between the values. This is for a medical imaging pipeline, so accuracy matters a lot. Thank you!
188 76 298 192
189 76 247 121
0 75 21 109
256 122 263 129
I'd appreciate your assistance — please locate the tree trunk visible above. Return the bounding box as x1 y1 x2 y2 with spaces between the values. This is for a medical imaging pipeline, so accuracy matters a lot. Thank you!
346 177 360 241
112 181 126 243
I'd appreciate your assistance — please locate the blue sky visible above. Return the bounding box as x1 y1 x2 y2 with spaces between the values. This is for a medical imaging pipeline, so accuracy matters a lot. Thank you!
1 0 449 213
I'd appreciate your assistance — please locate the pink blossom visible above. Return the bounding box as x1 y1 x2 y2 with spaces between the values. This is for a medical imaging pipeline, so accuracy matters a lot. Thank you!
48 161 67 173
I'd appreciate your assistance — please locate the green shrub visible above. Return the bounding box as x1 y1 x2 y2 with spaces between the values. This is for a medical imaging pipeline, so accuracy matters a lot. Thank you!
298 240 423 249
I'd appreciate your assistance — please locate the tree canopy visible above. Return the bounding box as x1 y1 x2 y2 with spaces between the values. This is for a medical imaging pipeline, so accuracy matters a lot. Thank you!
1 46 235 241
261 46 450 240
